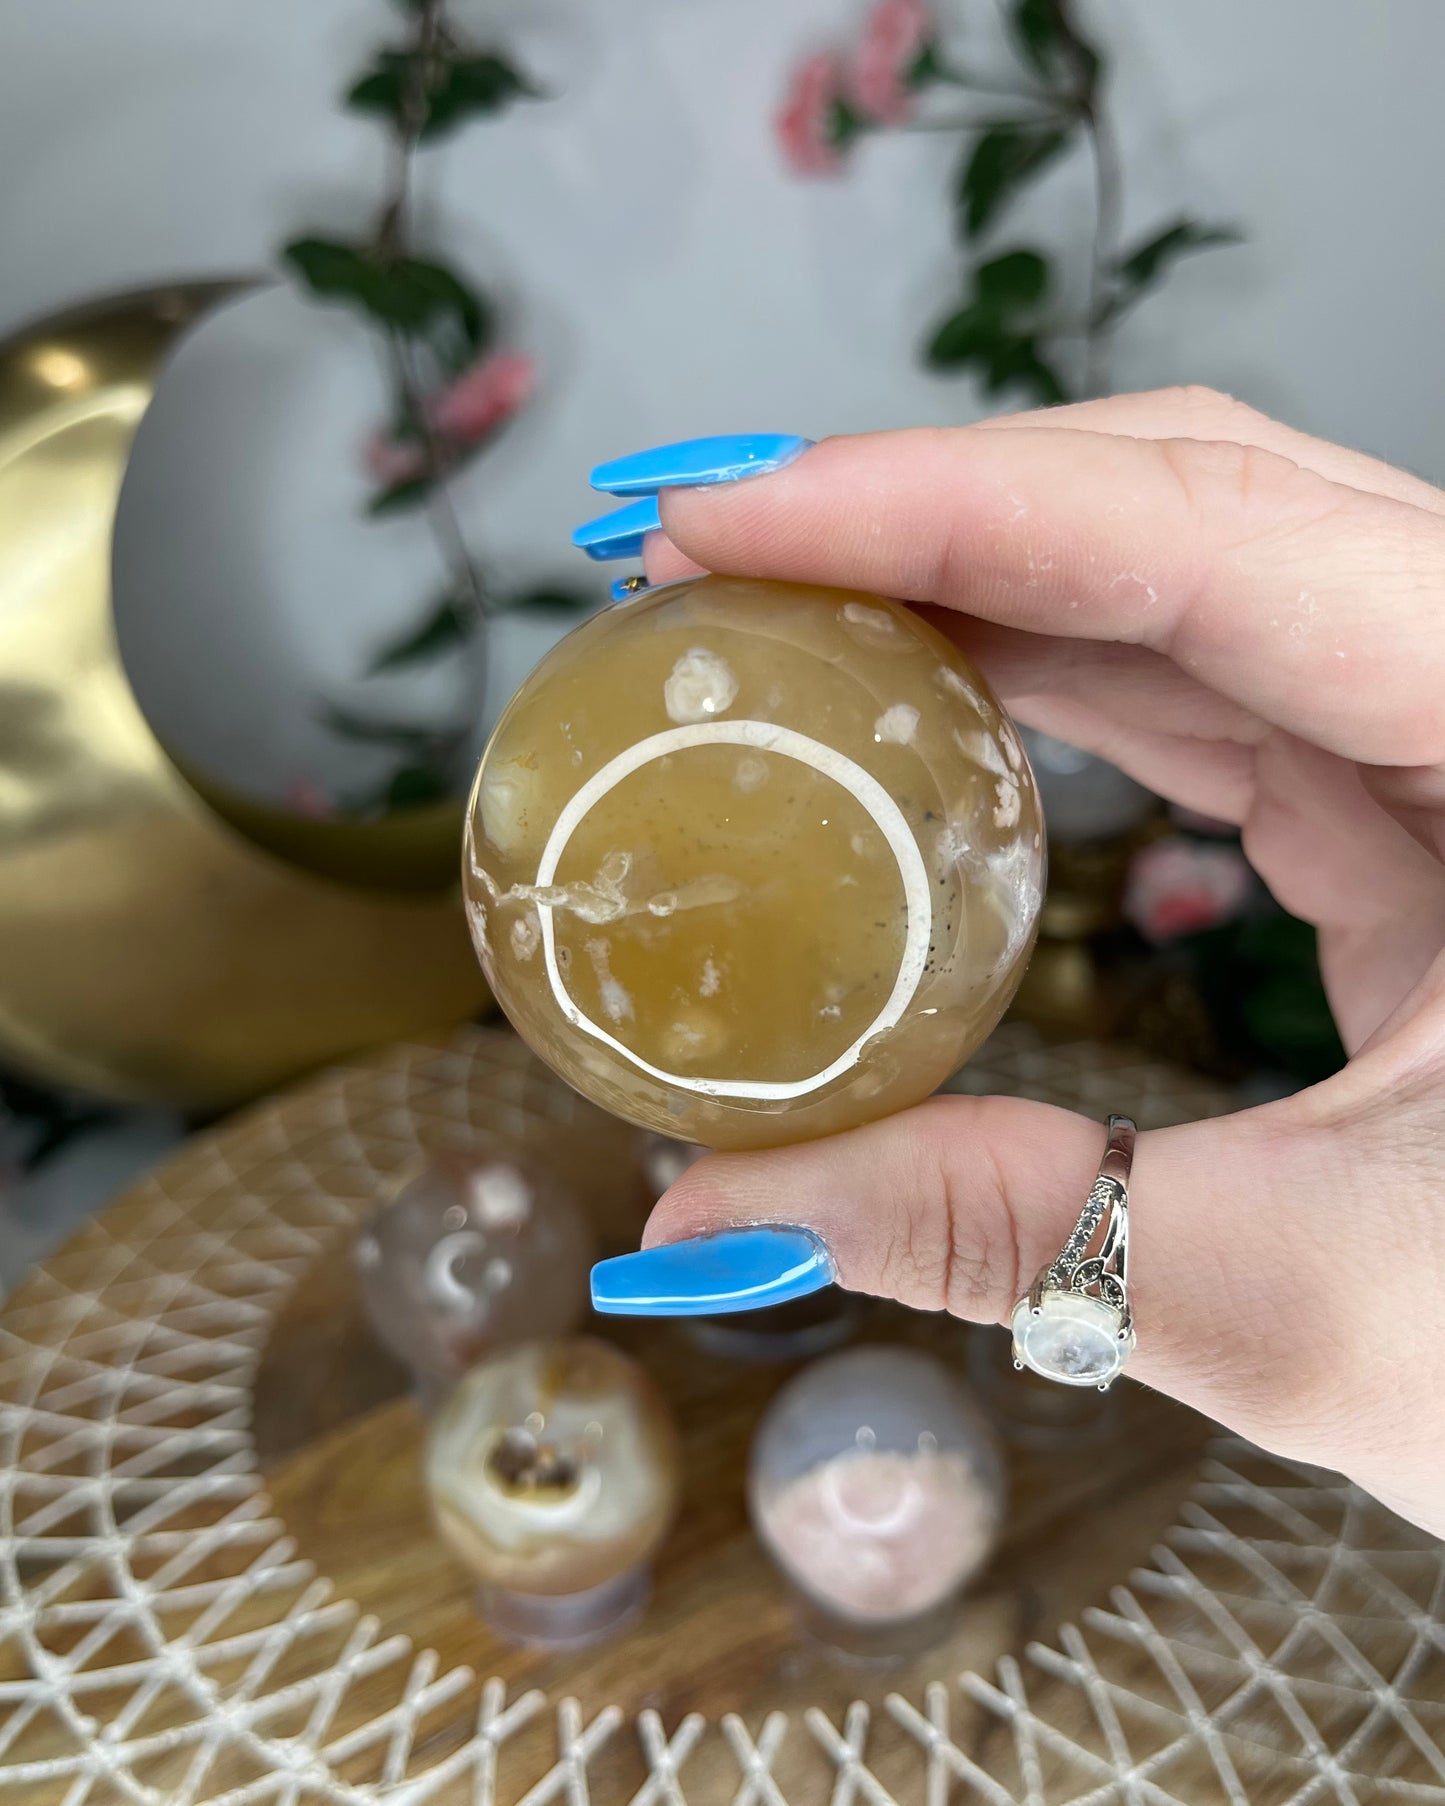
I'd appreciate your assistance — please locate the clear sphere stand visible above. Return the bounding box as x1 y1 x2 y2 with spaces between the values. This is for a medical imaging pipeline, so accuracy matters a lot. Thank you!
479 1565 652 1651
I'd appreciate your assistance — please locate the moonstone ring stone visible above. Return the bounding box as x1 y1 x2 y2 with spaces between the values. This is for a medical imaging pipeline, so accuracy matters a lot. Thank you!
1009 1114 1137 1391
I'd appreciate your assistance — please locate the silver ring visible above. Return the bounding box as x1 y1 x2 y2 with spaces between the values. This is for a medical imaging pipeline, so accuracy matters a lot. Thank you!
1009 1114 1137 1391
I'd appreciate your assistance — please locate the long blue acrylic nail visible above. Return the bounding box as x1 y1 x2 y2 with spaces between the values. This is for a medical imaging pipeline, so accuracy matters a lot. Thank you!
589 434 813 497
571 495 663 561
590 1226 834 1317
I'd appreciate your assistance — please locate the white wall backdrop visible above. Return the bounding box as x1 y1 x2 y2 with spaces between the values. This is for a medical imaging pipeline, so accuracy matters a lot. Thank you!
2 0 1441 793
5 2 1444 489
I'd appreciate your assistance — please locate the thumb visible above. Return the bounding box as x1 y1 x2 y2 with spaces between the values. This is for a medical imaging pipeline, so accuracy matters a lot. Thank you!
642 1093 1360 1458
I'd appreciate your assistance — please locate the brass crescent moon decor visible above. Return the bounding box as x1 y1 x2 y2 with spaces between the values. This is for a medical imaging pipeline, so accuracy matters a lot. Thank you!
0 1024 1440 1804
0 281 489 1109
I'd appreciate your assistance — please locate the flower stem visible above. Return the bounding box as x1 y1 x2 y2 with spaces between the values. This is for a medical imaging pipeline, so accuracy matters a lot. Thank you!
930 62 1057 103
902 105 1073 133
376 0 489 738
1080 95 1123 398
387 331 490 629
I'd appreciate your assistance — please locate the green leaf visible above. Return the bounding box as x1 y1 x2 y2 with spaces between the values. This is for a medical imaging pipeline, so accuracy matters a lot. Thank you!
385 763 453 809
926 247 1066 401
282 237 378 303
346 55 408 121
388 256 489 346
958 126 1072 237
1191 912 1344 1084
982 336 1068 404
317 703 441 750
905 40 944 88
443 54 540 122
368 598 473 673
1008 0 1100 93
367 474 436 517
975 248 1050 313
827 93 868 148
1113 217 1241 291
924 305 1000 370
1008 0 1064 78
335 735 468 817
495 585 593 614
282 237 490 351
925 251 1050 369
346 49 539 139
924 300 1069 404
1239 982 1341 1076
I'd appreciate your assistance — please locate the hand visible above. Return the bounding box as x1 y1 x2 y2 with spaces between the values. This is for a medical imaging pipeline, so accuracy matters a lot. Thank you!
630 389 1445 1536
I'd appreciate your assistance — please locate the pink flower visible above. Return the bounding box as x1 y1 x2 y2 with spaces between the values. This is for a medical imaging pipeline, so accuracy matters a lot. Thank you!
363 432 429 488
1123 837 1253 944
849 0 932 125
776 53 847 176
361 350 535 489
286 778 336 821
426 349 535 442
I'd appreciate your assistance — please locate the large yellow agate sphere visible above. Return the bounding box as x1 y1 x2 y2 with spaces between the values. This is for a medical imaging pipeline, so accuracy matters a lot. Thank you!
462 575 1043 1150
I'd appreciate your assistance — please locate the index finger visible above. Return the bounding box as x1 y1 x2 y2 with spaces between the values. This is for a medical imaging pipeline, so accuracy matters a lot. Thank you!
654 424 1445 767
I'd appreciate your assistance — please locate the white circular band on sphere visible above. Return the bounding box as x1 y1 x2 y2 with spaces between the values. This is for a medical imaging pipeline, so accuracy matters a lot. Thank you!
532 720 934 1101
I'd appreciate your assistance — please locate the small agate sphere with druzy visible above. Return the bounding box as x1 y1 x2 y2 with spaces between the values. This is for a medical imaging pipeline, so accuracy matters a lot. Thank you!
425 1337 680 1647
355 1154 593 1400
463 575 1043 1150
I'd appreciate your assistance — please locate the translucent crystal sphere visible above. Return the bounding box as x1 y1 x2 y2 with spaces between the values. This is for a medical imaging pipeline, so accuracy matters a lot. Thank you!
463 575 1043 1149
425 1337 680 1647
355 1154 593 1394
749 1346 1003 1657
638 1131 705 1200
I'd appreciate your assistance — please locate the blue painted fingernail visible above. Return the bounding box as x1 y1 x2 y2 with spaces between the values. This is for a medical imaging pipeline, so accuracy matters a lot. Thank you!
611 574 649 602
589 434 813 497
590 1226 834 1317
572 495 663 561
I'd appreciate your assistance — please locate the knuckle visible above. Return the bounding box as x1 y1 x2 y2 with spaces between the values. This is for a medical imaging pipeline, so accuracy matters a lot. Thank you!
1155 382 1239 419
1152 433 1225 520
876 1107 957 1308
879 1099 1020 1319
1153 433 1339 536
1152 384 1280 446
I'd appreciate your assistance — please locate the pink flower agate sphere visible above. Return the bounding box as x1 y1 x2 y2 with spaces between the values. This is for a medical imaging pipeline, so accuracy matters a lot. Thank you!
749 1346 1003 1656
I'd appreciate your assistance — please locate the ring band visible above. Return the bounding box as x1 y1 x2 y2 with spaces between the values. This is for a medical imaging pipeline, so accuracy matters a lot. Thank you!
1009 1114 1137 1391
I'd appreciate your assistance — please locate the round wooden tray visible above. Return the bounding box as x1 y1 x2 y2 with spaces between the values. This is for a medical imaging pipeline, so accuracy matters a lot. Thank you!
1 1026 1442 1804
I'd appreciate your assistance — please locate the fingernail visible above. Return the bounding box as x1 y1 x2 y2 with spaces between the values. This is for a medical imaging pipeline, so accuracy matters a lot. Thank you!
589 433 813 497
611 573 649 602
571 495 663 561
590 1226 834 1317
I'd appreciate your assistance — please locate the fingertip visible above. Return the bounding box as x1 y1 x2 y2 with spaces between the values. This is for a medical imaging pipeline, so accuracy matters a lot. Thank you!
571 495 663 561
651 428 947 594
638 1147 752 1248
635 1095 1099 1322
590 433 813 497
641 530 708 586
